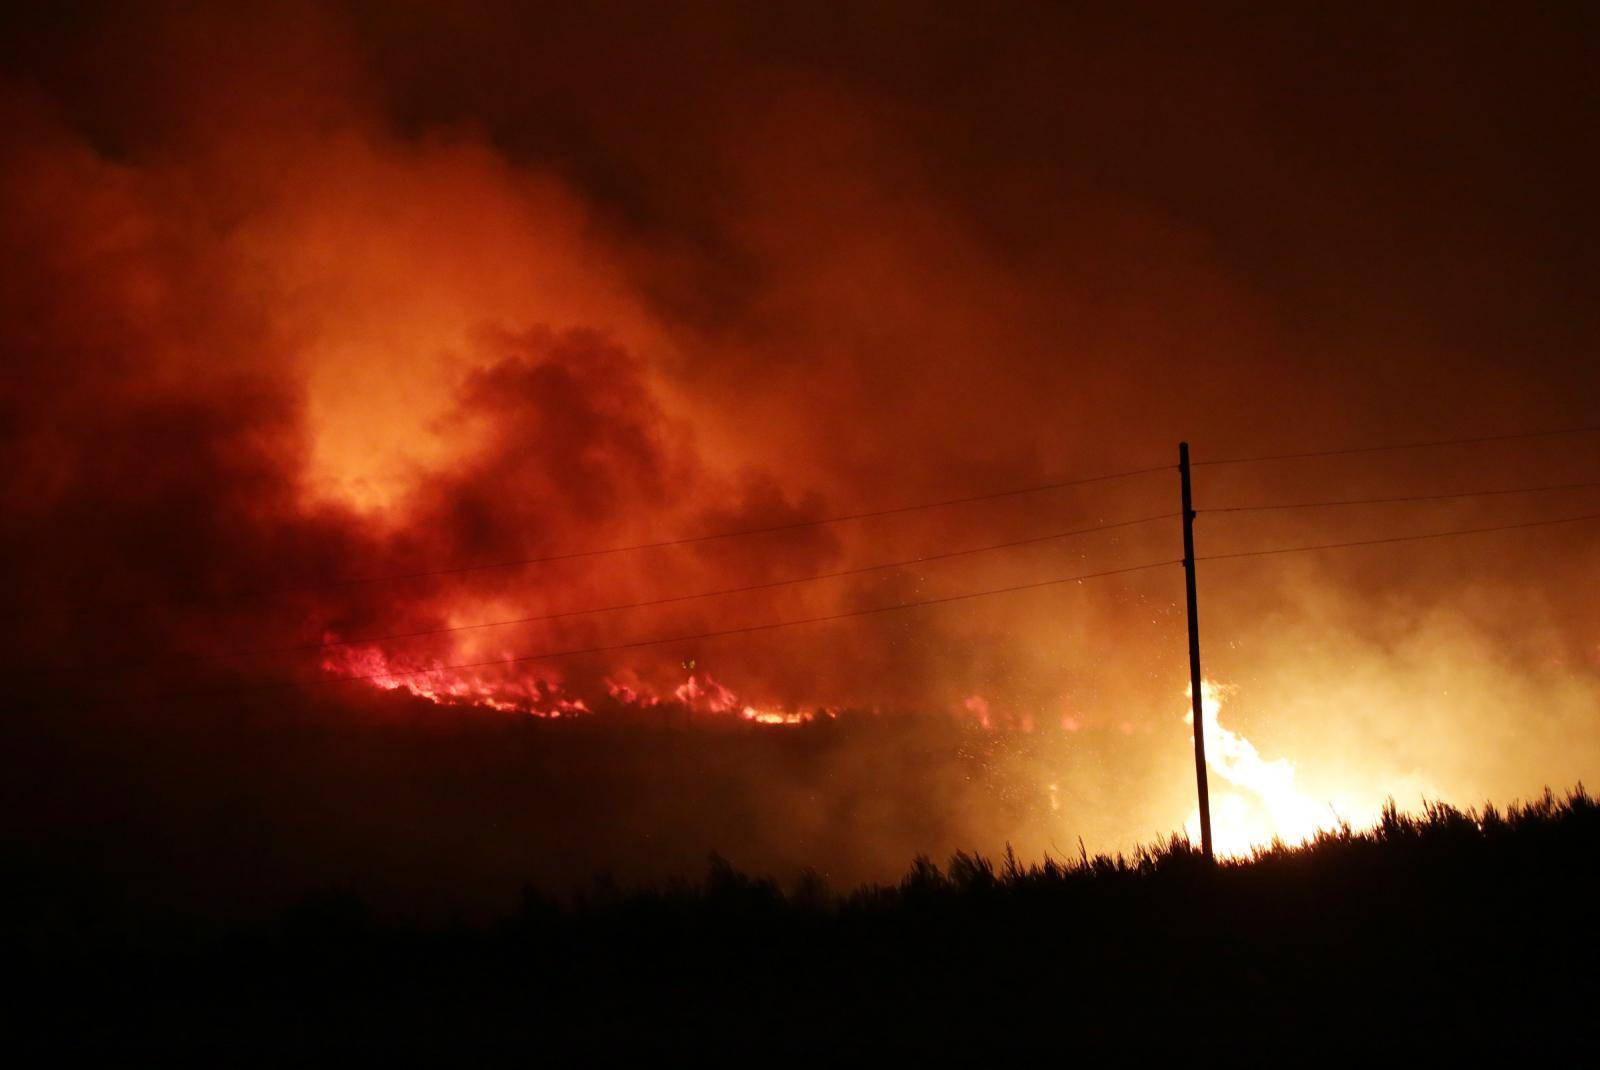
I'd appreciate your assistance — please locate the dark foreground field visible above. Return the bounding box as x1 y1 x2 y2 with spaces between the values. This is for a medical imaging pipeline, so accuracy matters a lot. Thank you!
7 788 1597 1058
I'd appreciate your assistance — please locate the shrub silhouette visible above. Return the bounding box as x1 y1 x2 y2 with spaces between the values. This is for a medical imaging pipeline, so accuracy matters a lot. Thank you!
6 786 1598 1057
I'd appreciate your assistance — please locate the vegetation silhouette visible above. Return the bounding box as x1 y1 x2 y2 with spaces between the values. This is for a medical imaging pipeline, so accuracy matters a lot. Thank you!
6 787 1597 1056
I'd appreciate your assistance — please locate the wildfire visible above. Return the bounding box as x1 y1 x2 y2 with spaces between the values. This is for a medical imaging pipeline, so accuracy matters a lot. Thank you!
1183 680 1340 857
675 672 815 725
323 644 819 726
739 707 810 726
958 694 1039 733
322 643 592 717
325 646 1354 842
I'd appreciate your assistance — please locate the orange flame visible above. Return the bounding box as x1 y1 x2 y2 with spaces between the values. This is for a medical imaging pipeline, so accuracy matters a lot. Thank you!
1184 680 1339 857
322 644 590 717
326 647 823 727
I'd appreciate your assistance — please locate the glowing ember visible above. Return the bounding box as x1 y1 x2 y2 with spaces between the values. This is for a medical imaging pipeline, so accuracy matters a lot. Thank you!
740 706 811 726
675 673 740 713
325 648 822 728
1183 680 1339 857
604 678 660 707
323 644 591 717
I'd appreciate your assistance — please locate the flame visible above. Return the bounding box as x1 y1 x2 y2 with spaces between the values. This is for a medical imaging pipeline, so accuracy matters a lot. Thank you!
322 643 591 717
739 706 811 726
604 678 660 707
1183 679 1339 857
958 694 1038 733
675 673 740 713
324 647 825 728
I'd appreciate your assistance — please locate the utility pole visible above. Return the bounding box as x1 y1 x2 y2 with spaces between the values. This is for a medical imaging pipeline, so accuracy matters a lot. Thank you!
1179 442 1214 862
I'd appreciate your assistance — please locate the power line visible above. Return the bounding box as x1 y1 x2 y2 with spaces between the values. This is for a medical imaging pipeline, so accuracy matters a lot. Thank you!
77 422 1600 612
141 513 1177 665
121 558 1183 703
78 505 1600 685
141 462 1173 608
1197 511 1600 562
1204 479 1600 514
62 476 1600 707
1193 424 1600 468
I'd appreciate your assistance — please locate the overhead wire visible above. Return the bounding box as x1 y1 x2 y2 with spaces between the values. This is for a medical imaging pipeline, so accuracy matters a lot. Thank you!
1203 479 1600 513
78 422 1600 613
1193 423 1600 468
118 461 1174 609
1196 511 1600 562
136 512 1180 665
114 558 1185 704
41 425 1600 705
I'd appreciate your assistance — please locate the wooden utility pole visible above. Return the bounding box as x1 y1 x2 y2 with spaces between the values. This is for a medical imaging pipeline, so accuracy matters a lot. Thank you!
1179 442 1214 862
